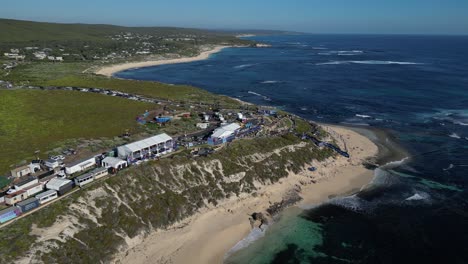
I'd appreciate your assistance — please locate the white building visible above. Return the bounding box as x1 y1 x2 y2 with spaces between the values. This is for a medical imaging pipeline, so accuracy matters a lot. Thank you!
4 190 28 205
211 123 241 139
196 123 210 129
90 167 109 180
117 133 173 161
208 123 241 145
33 52 47 60
7 177 39 194
74 173 94 187
65 157 96 175
46 178 72 191
102 157 127 171
23 182 45 197
44 159 61 170
10 163 41 178
36 190 58 204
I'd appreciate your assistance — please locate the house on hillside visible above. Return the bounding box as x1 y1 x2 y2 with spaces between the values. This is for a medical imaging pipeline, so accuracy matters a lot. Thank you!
102 157 127 172
89 167 108 180
10 163 41 178
117 133 173 162
7 176 39 194
46 178 73 196
65 157 96 175
208 123 241 145
4 190 28 205
44 159 63 170
35 190 58 204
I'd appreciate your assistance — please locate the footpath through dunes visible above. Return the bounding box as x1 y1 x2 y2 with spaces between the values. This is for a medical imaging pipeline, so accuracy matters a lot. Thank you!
115 125 378 264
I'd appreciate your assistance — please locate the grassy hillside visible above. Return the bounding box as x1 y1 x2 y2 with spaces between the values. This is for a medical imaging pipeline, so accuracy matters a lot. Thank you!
0 89 154 173
0 18 235 43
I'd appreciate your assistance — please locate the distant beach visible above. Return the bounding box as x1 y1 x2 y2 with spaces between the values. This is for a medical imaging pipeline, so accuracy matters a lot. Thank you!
95 45 234 77
114 125 381 264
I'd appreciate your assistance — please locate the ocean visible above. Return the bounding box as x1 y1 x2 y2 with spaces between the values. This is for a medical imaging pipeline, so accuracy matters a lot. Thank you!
116 35 468 264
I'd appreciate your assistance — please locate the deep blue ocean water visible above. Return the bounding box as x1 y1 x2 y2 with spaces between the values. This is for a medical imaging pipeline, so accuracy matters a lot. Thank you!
116 35 468 264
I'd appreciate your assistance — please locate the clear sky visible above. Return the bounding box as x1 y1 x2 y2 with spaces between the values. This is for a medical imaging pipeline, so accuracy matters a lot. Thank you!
1 0 467 34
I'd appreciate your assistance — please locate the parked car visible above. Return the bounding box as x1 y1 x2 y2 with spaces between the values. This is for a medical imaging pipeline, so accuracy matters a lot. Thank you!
51 155 65 161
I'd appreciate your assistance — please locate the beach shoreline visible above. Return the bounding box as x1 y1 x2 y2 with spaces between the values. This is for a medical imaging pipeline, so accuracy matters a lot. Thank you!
95 45 236 77
114 124 382 264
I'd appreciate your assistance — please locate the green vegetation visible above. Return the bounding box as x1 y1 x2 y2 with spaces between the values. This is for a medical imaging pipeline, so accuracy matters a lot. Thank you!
2 62 90 84
46 76 240 106
0 89 153 173
0 176 10 189
0 133 334 263
0 18 252 62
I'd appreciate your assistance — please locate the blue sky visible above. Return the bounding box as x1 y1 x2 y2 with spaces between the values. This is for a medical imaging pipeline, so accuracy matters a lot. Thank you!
1 0 467 34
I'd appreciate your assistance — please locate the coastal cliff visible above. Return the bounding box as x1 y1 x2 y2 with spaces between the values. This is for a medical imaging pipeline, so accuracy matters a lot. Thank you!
1 128 339 263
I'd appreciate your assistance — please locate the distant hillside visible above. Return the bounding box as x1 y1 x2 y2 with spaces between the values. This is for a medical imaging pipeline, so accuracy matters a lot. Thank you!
0 18 236 43
0 18 253 62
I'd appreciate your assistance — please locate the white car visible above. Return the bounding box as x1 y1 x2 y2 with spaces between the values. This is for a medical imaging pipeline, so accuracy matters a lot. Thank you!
51 155 65 161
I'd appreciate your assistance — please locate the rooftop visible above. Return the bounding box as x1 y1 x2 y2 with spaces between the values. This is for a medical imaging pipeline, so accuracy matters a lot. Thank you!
36 190 57 199
119 133 172 153
102 157 126 167
46 178 72 190
66 157 95 168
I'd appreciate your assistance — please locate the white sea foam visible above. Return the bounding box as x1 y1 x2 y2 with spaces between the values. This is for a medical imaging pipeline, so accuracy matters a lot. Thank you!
449 133 461 139
234 63 257 69
405 192 430 201
328 195 372 213
260 80 279 84
300 107 308 111
224 226 267 258
454 121 468 126
356 114 372 118
381 157 410 170
316 60 423 66
247 91 272 101
443 164 455 171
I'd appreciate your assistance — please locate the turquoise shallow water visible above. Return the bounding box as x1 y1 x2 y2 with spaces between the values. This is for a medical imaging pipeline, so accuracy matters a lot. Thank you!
225 208 326 264
117 35 468 263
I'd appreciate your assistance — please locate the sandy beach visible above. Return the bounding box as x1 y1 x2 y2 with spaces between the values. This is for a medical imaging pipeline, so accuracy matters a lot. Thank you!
95 46 233 77
114 125 379 264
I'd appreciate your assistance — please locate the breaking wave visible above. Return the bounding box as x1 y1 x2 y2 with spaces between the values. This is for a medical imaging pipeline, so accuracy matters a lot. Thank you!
356 114 372 118
317 50 363 56
405 191 430 201
449 133 461 139
427 109 468 126
247 91 272 101
260 80 280 84
224 226 267 259
234 63 257 69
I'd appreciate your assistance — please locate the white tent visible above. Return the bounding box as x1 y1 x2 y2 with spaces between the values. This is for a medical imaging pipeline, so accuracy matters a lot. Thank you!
117 133 173 159
102 157 127 169
211 123 241 139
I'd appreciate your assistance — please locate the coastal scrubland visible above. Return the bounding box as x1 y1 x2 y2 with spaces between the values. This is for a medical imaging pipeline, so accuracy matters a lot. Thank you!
0 89 153 173
0 127 334 263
